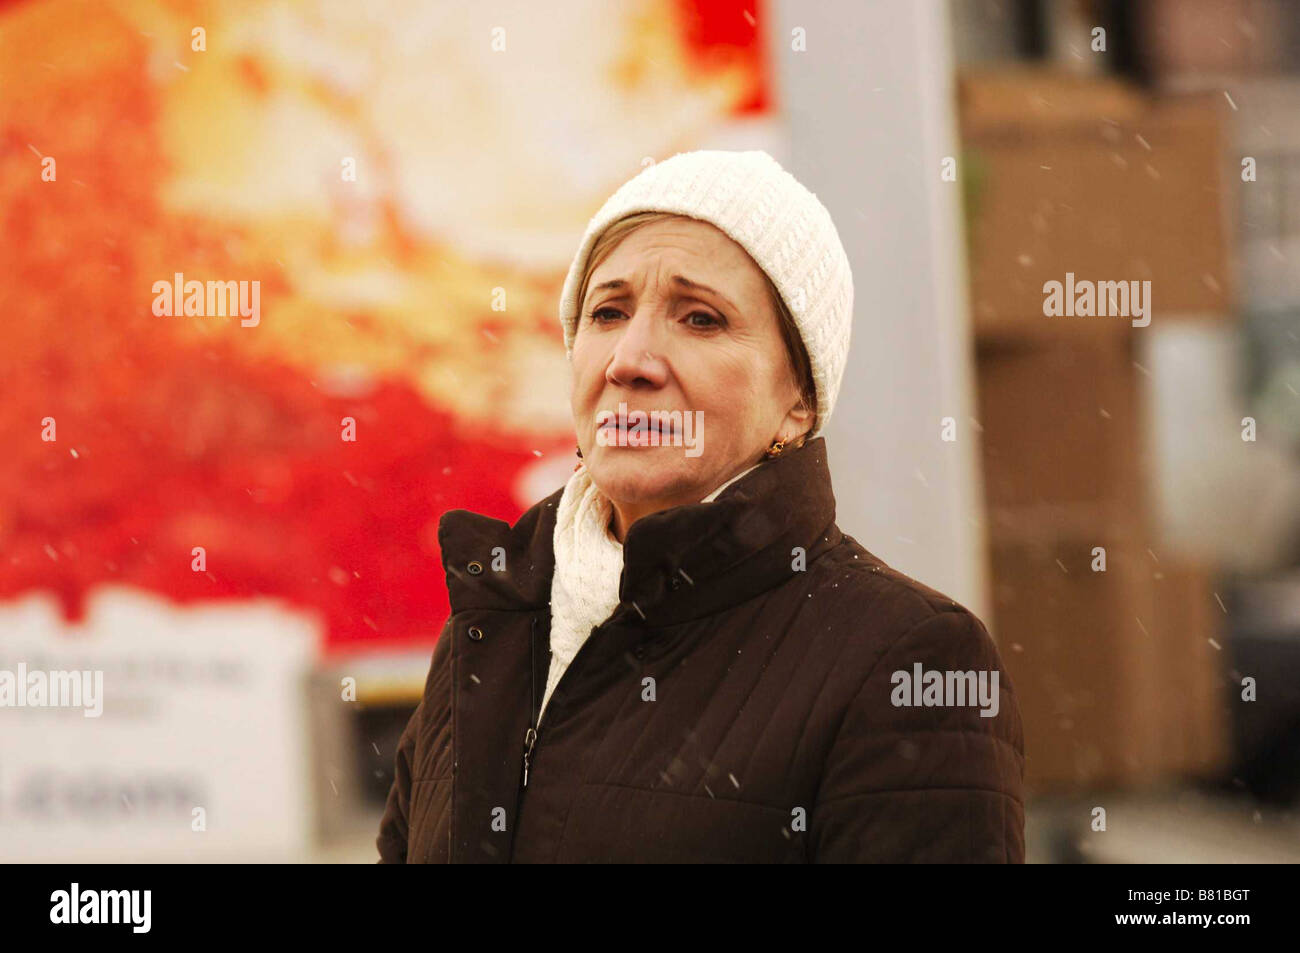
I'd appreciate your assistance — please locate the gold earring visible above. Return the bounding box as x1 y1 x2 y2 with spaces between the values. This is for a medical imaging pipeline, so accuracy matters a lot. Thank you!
765 437 786 458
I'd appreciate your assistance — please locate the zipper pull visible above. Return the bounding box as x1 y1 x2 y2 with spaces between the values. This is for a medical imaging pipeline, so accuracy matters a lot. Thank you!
522 727 538 788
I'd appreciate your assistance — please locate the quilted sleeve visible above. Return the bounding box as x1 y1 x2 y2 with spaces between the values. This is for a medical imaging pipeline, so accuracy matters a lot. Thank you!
809 608 1025 863
375 696 422 864
376 628 451 864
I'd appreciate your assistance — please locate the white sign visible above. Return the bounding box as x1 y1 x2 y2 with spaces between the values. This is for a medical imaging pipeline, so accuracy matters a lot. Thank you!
0 586 320 861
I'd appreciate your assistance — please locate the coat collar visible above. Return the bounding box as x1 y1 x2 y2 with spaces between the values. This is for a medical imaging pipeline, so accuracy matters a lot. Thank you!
438 436 842 627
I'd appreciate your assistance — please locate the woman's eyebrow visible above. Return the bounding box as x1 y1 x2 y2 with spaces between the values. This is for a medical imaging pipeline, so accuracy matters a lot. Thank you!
588 276 738 313
671 276 738 313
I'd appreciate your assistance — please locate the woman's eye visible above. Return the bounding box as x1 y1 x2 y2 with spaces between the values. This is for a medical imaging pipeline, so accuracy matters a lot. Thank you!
588 307 721 328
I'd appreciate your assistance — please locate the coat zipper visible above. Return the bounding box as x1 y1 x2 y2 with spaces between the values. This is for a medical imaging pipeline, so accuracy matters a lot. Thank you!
513 607 635 862
522 614 541 788
522 612 556 788
521 608 625 789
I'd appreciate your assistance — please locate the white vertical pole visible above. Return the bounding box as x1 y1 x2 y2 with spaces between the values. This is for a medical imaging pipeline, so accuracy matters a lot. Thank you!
769 0 989 619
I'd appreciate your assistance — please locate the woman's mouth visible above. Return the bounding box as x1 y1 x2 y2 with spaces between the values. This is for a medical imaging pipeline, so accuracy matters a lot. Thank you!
592 407 704 457
598 419 679 436
595 405 686 442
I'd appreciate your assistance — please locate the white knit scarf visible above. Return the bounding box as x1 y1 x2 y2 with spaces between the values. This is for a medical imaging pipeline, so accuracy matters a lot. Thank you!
540 460 761 724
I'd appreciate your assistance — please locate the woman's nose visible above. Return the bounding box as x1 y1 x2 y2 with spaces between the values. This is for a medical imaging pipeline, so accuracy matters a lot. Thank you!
605 312 670 389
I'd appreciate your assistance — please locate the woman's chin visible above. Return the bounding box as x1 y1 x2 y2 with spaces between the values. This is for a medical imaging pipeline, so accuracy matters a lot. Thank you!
586 447 701 504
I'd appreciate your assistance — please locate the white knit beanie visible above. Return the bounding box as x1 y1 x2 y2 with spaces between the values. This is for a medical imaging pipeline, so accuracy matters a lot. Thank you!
557 149 854 439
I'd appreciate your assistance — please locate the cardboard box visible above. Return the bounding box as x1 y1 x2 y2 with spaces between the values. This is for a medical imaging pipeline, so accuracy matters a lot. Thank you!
958 68 1145 133
959 70 1235 337
975 329 1230 792
976 334 1147 516
1142 559 1231 777
1141 0 1288 77
988 532 1228 792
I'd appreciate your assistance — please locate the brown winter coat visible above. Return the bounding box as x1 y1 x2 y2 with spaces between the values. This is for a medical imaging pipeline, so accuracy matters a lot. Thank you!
377 437 1025 863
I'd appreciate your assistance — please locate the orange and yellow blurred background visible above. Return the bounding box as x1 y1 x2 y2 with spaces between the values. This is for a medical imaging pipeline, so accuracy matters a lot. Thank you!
0 0 778 655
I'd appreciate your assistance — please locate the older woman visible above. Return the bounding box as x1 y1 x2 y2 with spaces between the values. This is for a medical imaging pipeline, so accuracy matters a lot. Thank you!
378 150 1024 863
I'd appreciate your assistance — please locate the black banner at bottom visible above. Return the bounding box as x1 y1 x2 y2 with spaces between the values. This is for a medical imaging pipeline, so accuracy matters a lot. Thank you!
2 863 1286 940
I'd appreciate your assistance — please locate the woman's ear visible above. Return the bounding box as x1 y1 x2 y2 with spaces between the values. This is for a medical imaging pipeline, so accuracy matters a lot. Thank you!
781 398 815 443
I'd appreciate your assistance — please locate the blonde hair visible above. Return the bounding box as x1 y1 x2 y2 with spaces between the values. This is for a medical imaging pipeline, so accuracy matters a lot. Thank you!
574 211 817 442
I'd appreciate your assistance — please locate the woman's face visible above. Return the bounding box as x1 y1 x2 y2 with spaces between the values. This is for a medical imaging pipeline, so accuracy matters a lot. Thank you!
571 216 811 525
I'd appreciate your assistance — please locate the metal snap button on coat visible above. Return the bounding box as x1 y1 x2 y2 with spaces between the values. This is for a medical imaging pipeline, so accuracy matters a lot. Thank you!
467 561 484 575
668 576 682 591
468 626 484 641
